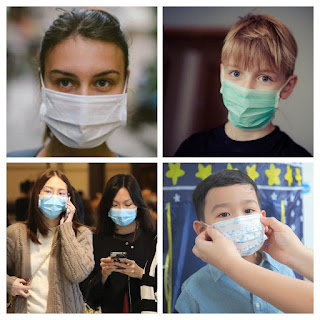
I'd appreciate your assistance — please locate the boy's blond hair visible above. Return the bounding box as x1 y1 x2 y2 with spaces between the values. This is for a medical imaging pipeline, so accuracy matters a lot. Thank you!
221 13 298 77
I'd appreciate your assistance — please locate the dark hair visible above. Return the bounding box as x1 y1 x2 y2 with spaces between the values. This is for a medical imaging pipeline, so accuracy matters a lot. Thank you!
192 169 261 221
95 174 155 235
39 9 129 77
26 168 82 244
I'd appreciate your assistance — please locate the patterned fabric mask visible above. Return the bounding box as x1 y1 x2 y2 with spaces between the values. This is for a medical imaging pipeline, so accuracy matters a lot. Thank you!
208 213 267 256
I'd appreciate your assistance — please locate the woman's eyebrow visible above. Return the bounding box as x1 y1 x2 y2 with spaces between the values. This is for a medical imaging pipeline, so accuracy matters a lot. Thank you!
49 69 77 77
94 70 120 77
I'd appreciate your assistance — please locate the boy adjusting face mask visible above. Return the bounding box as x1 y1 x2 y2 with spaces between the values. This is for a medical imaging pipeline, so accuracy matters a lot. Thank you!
203 213 267 256
220 68 291 130
39 75 127 149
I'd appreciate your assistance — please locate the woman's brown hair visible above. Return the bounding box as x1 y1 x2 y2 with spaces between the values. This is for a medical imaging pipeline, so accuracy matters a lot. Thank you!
26 168 82 244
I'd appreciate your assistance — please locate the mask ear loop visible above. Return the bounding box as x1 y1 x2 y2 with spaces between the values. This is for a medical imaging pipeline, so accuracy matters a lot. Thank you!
123 77 128 94
39 71 45 88
275 75 295 129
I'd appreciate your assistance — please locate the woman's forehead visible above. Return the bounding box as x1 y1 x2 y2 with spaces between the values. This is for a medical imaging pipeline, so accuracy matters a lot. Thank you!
45 35 126 77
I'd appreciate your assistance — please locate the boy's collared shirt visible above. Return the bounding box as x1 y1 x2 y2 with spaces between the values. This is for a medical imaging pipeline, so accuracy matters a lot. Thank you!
175 251 295 313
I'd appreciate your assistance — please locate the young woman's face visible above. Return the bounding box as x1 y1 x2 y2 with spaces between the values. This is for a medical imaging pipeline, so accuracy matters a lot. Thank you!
44 35 126 95
40 176 68 199
112 187 137 210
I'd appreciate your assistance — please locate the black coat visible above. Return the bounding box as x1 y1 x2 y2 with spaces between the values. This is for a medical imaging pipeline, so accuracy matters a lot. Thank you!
84 228 156 313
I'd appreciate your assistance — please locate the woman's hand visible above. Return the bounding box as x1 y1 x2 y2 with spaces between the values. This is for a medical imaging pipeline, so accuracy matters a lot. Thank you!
100 257 119 284
115 258 144 279
192 226 242 273
11 278 31 298
261 216 304 266
60 199 76 225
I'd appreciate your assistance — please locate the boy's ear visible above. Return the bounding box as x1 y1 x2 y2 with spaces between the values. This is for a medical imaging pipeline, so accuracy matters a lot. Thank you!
193 220 206 235
261 210 266 217
280 75 298 99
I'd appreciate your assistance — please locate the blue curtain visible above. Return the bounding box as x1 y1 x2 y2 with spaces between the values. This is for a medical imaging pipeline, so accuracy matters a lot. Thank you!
163 163 304 313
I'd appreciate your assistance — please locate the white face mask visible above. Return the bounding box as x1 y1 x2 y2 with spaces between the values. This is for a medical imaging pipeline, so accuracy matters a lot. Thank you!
39 76 127 149
204 213 267 256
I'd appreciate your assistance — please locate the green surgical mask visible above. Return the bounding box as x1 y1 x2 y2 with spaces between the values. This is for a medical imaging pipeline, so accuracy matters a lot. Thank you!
220 71 291 130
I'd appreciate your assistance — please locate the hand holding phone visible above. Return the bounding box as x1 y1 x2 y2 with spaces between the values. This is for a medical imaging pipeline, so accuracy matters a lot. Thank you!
110 252 127 269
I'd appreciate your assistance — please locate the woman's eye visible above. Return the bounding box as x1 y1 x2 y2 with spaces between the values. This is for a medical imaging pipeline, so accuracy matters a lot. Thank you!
218 212 230 218
58 79 73 88
95 79 111 88
231 71 241 78
244 209 254 214
260 75 271 82
44 189 52 194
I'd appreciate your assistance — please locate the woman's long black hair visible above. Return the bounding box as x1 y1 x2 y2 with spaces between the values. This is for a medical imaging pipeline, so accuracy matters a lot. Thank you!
95 174 155 235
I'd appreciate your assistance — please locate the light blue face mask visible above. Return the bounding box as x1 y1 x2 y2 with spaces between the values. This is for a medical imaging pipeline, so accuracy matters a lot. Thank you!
38 194 68 219
203 213 267 256
108 207 137 226
220 69 291 130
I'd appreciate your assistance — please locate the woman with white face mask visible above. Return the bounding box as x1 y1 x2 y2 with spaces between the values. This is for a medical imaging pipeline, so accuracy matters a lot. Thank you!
8 9 128 157
84 174 156 313
7 169 94 313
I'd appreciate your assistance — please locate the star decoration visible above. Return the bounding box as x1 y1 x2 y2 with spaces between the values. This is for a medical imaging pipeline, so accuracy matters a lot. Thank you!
173 193 181 202
290 193 295 202
166 163 185 186
246 164 259 181
195 164 212 181
271 192 278 201
227 163 238 170
265 164 281 186
285 165 293 187
295 168 302 186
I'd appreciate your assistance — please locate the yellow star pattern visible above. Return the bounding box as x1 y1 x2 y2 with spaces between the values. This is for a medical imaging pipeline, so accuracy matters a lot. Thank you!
295 168 302 186
265 164 281 186
195 164 212 181
284 165 293 187
227 163 238 170
246 164 259 181
166 163 185 186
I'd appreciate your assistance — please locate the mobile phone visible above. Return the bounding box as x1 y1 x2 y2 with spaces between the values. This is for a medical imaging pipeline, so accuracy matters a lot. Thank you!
110 252 127 269
65 197 70 220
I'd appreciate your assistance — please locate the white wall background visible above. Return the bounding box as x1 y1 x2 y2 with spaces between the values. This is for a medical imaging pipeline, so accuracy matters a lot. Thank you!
164 7 313 155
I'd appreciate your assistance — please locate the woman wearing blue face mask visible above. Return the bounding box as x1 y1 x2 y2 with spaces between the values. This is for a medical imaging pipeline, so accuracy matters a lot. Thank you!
7 169 94 313
84 174 156 313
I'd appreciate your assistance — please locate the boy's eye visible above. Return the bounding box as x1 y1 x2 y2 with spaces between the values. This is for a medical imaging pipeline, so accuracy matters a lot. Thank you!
218 212 230 218
244 209 254 214
231 71 241 78
259 75 271 82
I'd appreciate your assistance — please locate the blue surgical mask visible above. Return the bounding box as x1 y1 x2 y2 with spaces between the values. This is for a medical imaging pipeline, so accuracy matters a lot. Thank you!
38 194 68 219
220 69 291 130
108 208 137 226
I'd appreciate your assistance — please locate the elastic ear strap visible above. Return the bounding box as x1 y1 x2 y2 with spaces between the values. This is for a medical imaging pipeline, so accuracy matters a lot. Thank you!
40 72 45 88
123 77 128 93
280 76 292 93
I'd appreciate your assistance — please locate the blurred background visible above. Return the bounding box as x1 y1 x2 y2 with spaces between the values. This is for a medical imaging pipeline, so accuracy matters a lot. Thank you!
7 7 157 156
163 7 313 156
7 163 157 228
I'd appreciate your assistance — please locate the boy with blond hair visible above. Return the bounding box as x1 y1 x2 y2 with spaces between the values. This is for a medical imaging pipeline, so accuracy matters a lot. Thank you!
175 13 311 157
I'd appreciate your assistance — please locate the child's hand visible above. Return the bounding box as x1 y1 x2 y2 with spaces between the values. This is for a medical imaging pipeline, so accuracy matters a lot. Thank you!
261 216 304 266
192 226 241 273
